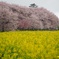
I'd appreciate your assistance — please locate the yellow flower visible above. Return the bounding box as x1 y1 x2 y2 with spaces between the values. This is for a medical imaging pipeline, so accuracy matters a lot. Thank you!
57 56 59 58
17 57 22 59
12 53 18 57
8 50 11 53
0 31 59 59
13 48 17 52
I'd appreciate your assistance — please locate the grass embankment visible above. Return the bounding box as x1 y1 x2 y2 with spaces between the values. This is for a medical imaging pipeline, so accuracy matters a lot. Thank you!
0 31 59 59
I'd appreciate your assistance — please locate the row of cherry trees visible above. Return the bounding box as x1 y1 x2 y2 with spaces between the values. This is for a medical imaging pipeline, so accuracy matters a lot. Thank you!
0 2 59 31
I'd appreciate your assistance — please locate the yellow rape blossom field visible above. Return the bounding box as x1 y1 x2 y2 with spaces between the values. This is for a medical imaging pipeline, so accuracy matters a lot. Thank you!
0 31 59 59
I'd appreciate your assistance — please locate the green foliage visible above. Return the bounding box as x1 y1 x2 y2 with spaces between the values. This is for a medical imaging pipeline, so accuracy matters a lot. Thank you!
29 3 38 8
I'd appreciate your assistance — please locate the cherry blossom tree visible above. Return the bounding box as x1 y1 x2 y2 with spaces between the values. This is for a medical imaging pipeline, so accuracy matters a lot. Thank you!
0 2 59 31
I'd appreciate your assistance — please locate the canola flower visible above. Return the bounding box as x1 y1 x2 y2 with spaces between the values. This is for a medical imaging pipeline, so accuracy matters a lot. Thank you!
0 31 59 59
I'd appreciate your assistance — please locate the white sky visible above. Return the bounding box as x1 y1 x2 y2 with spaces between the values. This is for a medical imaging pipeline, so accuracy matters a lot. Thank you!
0 0 59 18
55 13 59 18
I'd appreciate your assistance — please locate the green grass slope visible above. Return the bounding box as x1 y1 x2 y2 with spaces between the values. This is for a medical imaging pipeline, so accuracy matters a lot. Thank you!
0 31 59 59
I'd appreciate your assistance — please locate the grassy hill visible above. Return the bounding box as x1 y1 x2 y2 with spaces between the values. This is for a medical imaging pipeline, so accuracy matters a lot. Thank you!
0 31 59 59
